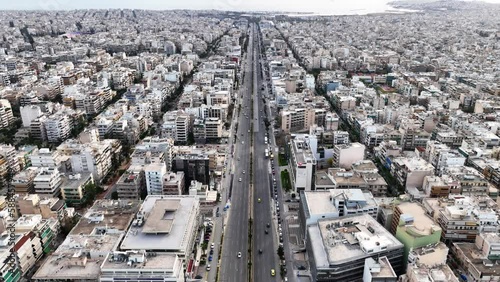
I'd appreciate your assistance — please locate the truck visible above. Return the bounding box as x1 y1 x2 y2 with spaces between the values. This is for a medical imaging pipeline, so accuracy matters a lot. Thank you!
265 149 269 158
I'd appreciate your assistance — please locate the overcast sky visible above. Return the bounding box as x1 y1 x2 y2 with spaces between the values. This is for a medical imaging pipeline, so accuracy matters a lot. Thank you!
3 0 500 14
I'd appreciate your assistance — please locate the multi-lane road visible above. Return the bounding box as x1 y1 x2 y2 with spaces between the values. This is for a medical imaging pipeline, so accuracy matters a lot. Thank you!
219 22 288 282
219 25 255 282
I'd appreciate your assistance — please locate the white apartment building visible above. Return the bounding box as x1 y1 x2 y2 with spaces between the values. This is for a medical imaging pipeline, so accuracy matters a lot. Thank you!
0 144 20 174
205 118 223 139
44 114 71 143
20 105 42 127
58 141 115 182
145 163 168 195
333 131 350 145
175 115 189 143
289 136 317 192
30 148 63 168
0 99 14 129
34 167 63 197
333 142 366 169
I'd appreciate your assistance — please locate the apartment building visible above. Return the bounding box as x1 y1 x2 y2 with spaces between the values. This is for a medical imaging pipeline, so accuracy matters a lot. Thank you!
289 136 317 192
20 105 42 127
205 118 223 139
172 153 210 188
44 114 71 143
175 114 189 143
11 167 39 194
163 172 185 195
144 163 167 195
390 202 442 263
333 142 365 169
58 140 119 182
451 233 500 282
115 170 145 200
435 196 498 242
32 199 141 282
0 144 20 174
0 99 14 129
390 157 434 189
33 168 63 198
328 162 388 197
30 148 63 169
60 173 94 207
332 131 350 145
362 256 397 282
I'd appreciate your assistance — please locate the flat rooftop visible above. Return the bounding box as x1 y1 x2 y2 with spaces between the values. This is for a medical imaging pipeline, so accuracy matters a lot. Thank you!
368 256 397 278
142 199 180 234
454 242 500 277
120 196 199 252
70 200 140 235
397 202 440 236
411 242 449 268
315 171 335 187
102 252 179 271
303 190 338 216
33 234 122 280
308 214 403 267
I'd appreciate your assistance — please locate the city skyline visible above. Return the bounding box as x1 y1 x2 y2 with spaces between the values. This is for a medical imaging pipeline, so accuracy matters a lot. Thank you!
3 0 500 14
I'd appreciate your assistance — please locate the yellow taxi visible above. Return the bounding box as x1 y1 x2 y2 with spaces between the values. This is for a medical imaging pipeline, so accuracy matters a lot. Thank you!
271 269 275 276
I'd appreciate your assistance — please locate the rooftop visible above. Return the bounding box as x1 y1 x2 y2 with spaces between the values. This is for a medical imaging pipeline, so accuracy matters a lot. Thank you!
120 196 199 252
454 242 500 276
70 200 140 235
101 251 179 271
303 190 338 216
32 234 123 280
397 202 441 236
308 214 403 267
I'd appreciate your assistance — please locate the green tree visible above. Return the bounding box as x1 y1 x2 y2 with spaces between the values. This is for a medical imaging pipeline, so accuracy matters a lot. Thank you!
327 158 334 167
111 191 119 200
187 132 195 145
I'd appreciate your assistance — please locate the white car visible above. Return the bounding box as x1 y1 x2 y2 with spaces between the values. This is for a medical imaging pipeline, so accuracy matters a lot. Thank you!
243 170 245 174
237 252 242 258
238 178 242 182
211 243 215 249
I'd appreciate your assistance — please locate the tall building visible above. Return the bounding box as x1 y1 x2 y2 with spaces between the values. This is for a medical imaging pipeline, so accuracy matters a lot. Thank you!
333 142 366 169
289 135 317 192
0 99 14 129
144 163 167 195
0 144 20 174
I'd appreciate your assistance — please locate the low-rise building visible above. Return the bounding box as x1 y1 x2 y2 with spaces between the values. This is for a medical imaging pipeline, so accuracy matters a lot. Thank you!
451 232 500 282
115 170 144 200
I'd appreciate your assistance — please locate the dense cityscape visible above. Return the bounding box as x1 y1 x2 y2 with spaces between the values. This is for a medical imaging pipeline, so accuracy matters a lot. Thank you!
0 0 500 281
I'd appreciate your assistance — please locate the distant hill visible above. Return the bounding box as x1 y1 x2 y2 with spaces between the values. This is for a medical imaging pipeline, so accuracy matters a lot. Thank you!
389 0 499 11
